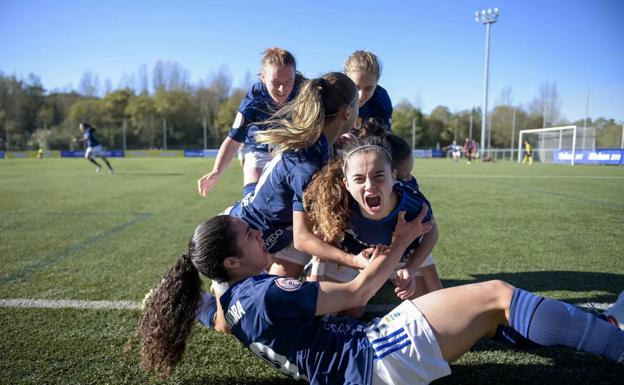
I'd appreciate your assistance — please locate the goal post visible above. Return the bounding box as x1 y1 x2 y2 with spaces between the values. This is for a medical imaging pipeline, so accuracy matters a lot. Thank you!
518 125 596 165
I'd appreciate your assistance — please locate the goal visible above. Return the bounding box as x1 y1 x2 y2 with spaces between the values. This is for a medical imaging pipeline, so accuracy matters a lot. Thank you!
517 125 596 165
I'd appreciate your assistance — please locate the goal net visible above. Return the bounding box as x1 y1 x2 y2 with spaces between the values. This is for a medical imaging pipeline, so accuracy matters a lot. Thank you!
517 125 596 165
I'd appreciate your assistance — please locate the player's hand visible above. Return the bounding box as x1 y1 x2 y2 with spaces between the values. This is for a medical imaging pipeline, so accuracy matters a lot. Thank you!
394 268 417 300
392 207 433 248
352 247 374 269
197 171 221 197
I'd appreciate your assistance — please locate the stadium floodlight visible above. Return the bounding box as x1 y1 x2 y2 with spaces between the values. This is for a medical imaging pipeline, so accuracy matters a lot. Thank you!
475 7 499 157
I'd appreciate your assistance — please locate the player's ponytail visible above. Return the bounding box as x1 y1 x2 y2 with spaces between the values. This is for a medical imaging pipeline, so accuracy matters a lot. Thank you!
129 215 237 378
255 72 356 152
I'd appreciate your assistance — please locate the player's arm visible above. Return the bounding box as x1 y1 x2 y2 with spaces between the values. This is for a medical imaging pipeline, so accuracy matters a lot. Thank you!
212 291 230 334
293 211 368 269
315 207 432 316
403 220 439 273
197 137 242 197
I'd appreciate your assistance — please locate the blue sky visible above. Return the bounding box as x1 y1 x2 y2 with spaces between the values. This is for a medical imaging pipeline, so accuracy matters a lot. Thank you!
1 0 622 122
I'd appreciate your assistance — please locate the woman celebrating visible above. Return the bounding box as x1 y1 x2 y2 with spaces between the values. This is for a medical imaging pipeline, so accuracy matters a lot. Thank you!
197 47 304 197
305 137 442 316
345 50 393 133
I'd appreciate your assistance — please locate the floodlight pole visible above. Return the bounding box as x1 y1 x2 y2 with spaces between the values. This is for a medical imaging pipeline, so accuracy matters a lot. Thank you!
475 8 499 159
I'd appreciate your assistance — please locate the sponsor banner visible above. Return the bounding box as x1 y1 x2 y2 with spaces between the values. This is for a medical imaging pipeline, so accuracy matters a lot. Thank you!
184 149 219 157
61 150 124 158
413 149 433 158
125 150 183 158
553 149 624 165
5 151 61 158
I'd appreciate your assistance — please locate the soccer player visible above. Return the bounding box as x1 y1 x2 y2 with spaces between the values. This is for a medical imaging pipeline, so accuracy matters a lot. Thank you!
522 140 534 164
74 122 114 174
445 140 461 162
133 214 624 383
197 48 305 197
345 50 393 133
220 72 364 279
304 138 442 317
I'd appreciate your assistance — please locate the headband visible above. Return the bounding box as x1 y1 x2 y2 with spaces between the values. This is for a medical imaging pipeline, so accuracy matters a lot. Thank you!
342 144 393 172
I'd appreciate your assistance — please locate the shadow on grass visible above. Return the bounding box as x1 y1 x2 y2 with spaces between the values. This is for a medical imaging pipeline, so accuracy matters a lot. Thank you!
442 270 624 304
436 339 624 384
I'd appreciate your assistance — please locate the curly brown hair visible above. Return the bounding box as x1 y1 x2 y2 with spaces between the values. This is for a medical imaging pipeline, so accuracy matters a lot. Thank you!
304 156 351 243
127 215 238 378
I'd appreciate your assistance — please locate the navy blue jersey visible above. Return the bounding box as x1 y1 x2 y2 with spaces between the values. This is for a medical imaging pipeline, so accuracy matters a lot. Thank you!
230 135 330 253
221 274 374 385
342 183 432 260
398 175 420 193
357 85 393 131
196 292 216 328
83 127 100 147
228 74 303 153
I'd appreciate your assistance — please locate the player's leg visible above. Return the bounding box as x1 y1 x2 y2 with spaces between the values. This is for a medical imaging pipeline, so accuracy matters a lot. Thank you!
412 280 511 362
415 280 624 363
268 244 309 278
421 264 443 294
84 148 102 171
100 155 114 173
242 151 267 196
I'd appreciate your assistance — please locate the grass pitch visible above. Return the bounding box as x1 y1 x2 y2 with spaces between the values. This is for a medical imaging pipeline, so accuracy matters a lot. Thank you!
1 157 623 384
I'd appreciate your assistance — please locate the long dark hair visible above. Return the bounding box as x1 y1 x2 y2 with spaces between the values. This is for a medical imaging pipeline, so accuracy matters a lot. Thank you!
127 215 238 378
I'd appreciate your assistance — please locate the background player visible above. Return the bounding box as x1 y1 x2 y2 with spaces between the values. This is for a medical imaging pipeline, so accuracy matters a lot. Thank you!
74 122 114 174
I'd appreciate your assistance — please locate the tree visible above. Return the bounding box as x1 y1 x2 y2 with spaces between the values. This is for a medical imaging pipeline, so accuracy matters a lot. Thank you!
79 71 100 97
391 99 425 147
528 82 562 127
125 95 159 148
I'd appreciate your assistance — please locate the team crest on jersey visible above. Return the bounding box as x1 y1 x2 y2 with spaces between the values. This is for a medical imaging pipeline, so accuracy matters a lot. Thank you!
233 112 244 128
275 278 302 291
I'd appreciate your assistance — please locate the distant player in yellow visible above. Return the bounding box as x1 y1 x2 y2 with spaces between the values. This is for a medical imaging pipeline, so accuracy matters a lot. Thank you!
522 140 533 164
37 148 44 160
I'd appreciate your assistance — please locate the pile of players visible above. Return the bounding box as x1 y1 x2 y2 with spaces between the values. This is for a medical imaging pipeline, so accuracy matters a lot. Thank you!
130 48 624 385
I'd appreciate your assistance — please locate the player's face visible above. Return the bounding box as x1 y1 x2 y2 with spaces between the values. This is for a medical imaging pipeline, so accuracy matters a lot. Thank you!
343 151 396 220
395 156 414 182
343 95 360 134
262 64 296 106
346 71 377 107
231 217 269 275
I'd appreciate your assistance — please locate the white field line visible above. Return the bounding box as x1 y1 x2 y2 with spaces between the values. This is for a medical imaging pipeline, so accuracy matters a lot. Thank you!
0 298 140 310
0 298 611 312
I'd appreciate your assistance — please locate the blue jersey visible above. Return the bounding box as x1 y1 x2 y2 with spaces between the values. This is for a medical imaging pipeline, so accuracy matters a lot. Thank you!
83 128 100 147
228 75 303 153
357 85 393 131
398 175 420 193
230 135 330 253
196 292 216 329
342 183 432 260
221 274 374 385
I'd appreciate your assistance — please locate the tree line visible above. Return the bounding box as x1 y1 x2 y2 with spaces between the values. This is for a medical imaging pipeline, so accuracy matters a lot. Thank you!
1 63 621 151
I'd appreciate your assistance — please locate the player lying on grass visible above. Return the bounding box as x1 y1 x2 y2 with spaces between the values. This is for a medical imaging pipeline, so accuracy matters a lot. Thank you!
304 137 442 317
131 213 624 384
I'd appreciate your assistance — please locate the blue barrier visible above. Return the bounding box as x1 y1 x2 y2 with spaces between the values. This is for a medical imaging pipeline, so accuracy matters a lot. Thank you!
553 149 624 165
0 151 4 159
61 150 125 158
184 149 219 158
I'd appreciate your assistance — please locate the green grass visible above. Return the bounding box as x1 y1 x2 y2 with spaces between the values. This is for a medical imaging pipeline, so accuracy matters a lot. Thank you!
1 157 623 384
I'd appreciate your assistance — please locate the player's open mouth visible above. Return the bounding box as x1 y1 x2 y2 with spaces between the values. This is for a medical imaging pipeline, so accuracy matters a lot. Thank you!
365 195 381 212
